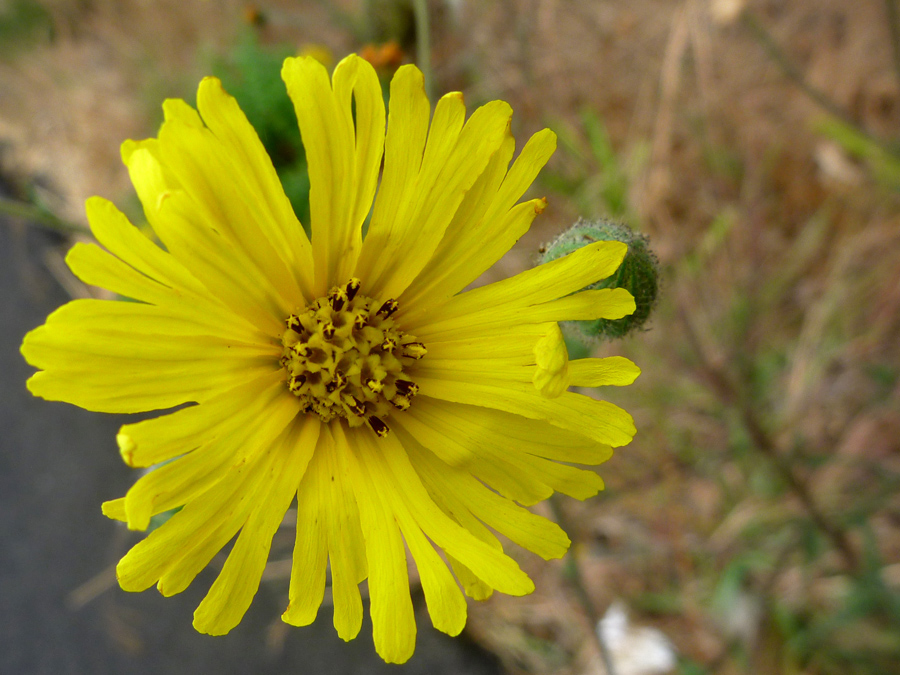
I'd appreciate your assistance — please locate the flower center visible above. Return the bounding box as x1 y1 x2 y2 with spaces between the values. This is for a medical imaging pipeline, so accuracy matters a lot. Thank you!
280 278 426 437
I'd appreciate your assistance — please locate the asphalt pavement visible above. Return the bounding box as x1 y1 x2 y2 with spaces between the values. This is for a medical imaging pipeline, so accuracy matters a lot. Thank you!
0 212 500 675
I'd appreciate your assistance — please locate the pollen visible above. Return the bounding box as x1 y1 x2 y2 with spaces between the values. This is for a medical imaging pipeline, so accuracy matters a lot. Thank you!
280 278 426 436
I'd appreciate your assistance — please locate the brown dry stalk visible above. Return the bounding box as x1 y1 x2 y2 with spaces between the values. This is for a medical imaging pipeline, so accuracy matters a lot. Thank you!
741 9 890 152
547 495 619 675
677 304 862 575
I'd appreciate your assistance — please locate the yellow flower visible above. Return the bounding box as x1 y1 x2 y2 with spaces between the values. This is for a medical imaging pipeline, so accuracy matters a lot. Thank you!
20 55 640 663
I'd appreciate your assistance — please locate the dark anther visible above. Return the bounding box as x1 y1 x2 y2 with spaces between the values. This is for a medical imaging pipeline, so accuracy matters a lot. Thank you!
330 288 347 312
346 278 362 302
347 397 366 417
353 313 368 329
286 316 302 332
289 374 307 393
394 379 418 397
322 322 335 339
376 299 399 318
367 417 390 438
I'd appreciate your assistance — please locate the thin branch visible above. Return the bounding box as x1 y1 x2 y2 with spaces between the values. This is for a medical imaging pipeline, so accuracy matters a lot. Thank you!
412 0 434 102
885 0 900 92
0 195 90 236
741 11 889 151
548 496 618 675
677 305 861 574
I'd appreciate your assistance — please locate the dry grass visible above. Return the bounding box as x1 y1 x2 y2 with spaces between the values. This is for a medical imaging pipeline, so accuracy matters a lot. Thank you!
3 1 900 673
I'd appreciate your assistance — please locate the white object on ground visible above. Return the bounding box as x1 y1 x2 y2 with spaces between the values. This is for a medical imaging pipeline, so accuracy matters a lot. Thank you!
597 601 677 675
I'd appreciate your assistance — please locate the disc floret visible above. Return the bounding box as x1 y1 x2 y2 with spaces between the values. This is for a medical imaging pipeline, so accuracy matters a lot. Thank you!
280 278 425 436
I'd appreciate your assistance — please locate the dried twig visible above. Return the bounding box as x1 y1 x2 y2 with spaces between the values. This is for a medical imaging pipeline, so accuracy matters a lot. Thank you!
412 0 433 102
548 495 619 675
677 304 861 574
741 10 891 152
885 0 900 93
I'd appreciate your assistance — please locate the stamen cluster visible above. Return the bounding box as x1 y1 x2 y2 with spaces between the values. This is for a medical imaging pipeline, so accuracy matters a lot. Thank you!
280 279 425 436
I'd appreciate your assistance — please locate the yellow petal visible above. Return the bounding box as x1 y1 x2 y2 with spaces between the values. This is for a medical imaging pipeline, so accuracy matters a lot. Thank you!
156 115 303 317
447 556 494 601
332 56 386 277
416 378 637 448
358 64 429 285
407 240 628 336
389 409 474 466
283 55 383 293
114 371 286 468
85 196 209 303
101 498 126 522
163 97 204 127
124 147 287 334
194 77 315 298
402 398 612 466
65 241 174 306
21 299 278 413
393 407 550 505
282 451 328 627
399 434 500 600
360 437 467 636
282 425 367 639
83 198 259 338
402 127 557 308
568 356 642 387
400 128 515 309
398 397 604 502
413 288 636 343
193 417 319 635
153 463 269 598
321 426 367 640
350 426 535 596
407 436 570 560
493 450 605 501
117 450 268 593
336 426 416 664
357 97 514 300
423 324 547 362
533 324 570 398
121 379 299 531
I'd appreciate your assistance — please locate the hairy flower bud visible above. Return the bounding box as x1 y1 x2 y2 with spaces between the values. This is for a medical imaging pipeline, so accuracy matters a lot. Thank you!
540 219 659 342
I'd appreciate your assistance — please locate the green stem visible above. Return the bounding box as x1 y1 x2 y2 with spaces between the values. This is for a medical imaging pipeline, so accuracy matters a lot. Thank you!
412 0 433 102
0 196 90 236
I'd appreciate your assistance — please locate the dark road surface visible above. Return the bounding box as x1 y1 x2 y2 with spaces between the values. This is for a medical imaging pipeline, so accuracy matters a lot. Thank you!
0 216 500 675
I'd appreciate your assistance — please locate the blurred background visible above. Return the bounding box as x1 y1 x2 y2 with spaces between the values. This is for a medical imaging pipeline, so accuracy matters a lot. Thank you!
1 1 899 674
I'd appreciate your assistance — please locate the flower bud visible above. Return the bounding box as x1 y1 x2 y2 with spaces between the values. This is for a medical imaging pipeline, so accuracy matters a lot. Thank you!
540 219 658 342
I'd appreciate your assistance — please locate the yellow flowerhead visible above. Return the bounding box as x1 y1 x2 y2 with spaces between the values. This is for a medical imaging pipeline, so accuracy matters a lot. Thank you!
21 55 640 663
